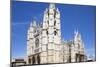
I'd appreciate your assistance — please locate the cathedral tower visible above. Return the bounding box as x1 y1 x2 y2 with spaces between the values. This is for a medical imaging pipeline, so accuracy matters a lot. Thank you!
71 29 85 62
41 3 62 63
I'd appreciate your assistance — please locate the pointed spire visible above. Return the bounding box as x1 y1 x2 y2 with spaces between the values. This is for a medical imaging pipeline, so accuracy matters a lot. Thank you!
74 28 82 41
27 29 30 35
76 28 78 34
74 28 78 40
40 22 42 28
33 20 37 27
30 22 33 27
44 8 48 14
74 28 77 35
74 28 79 35
37 23 40 28
56 8 60 13
49 3 55 9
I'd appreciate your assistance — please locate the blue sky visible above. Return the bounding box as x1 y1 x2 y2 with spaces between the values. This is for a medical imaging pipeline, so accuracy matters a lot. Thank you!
11 1 96 59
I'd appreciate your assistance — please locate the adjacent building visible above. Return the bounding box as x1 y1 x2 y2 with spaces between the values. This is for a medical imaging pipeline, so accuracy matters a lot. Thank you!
11 58 26 67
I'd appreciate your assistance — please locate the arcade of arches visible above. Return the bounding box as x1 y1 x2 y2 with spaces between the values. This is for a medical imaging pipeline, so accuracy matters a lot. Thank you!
28 54 40 64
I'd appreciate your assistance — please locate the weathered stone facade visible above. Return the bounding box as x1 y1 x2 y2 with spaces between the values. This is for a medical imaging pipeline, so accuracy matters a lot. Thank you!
27 3 86 64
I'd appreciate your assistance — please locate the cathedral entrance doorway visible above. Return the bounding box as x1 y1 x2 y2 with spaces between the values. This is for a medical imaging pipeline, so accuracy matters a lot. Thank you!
75 53 85 62
32 56 35 64
28 53 41 64
28 58 31 64
37 54 40 64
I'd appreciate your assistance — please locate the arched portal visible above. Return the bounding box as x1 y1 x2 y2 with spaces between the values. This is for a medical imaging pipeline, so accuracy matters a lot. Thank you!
28 58 31 64
32 56 35 64
37 54 40 64
75 53 85 62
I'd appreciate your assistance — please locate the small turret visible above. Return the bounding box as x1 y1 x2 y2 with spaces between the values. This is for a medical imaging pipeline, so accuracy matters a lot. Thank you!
56 8 60 13
74 29 81 41
33 20 37 27
49 3 55 9
30 22 33 27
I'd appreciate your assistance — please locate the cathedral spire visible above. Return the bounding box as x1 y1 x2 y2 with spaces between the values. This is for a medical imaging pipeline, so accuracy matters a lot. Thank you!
33 20 37 27
56 8 60 13
74 28 78 40
74 28 79 36
74 28 82 42
44 8 48 14
30 22 33 27
40 22 42 28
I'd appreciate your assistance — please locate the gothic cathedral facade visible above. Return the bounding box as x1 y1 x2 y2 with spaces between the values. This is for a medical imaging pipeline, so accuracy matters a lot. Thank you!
27 3 86 64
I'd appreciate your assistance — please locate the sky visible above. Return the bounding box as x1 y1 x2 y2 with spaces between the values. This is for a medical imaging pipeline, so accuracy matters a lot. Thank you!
11 1 96 60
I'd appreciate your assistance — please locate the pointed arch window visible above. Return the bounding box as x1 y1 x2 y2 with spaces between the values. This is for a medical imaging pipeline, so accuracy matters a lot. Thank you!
47 20 49 25
54 31 57 35
46 30 48 35
48 9 49 16
35 38 39 48
54 9 56 18
54 20 56 26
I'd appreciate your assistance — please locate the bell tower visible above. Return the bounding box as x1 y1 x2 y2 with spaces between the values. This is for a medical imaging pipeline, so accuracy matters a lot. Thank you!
41 3 62 63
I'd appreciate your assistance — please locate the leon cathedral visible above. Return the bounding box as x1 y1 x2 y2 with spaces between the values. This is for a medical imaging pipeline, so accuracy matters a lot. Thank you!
27 3 86 64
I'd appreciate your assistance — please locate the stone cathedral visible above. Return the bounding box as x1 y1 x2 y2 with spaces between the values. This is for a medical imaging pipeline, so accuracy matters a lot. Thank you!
27 3 86 64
